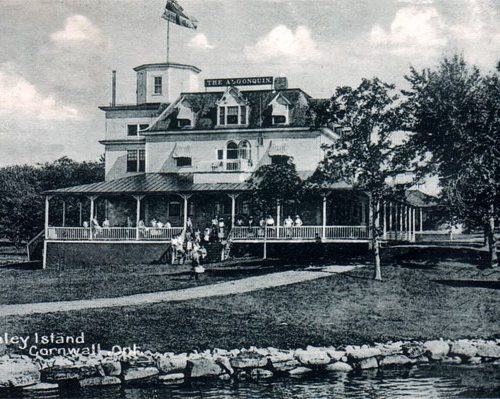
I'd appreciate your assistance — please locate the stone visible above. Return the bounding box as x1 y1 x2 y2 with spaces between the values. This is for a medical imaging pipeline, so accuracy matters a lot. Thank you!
127 355 156 368
468 357 482 365
450 341 477 359
271 359 300 372
268 351 295 364
42 365 98 382
22 382 59 393
79 376 121 387
218 373 231 381
379 355 413 367
250 368 274 380
442 356 462 364
476 343 500 358
187 358 223 378
230 353 268 369
423 340 450 360
122 367 159 383
346 347 382 361
325 362 353 373
0 358 40 388
402 342 426 359
156 355 188 374
159 373 185 385
216 356 234 375
288 367 313 376
235 370 248 381
376 342 403 357
326 350 346 362
101 360 122 376
52 356 74 367
357 357 378 370
296 349 331 367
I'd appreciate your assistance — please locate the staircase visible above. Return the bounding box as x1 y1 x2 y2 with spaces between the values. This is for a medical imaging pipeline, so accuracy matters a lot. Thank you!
26 230 45 261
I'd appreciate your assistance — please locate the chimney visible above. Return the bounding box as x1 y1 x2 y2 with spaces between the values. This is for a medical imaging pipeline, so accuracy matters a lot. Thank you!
111 70 117 106
274 77 288 90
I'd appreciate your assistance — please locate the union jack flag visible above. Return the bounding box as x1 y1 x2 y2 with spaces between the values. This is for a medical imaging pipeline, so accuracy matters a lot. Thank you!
161 0 198 30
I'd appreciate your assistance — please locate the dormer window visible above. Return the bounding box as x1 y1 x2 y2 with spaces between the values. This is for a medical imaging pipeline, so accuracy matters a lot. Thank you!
272 115 286 125
176 99 194 129
216 87 249 127
270 93 291 126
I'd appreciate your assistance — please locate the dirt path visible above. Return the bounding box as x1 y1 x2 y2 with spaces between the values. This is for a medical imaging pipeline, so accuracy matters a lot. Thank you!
0 265 360 317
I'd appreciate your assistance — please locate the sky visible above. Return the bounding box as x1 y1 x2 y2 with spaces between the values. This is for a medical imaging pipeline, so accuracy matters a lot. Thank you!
0 0 499 167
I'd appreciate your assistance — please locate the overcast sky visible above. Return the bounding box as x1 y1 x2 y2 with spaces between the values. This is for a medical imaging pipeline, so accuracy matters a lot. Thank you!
0 0 499 167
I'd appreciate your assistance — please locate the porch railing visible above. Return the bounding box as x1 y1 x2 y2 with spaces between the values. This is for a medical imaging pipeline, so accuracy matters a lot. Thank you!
231 226 369 241
46 227 183 241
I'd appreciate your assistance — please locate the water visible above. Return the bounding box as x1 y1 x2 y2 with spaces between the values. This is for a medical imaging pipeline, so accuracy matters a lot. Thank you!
35 364 499 399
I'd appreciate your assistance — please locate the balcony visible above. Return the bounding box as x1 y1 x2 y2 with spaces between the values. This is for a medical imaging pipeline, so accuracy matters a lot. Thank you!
194 159 253 173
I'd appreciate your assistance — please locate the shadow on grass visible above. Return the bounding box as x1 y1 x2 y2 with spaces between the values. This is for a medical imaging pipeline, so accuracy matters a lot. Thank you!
398 260 438 270
434 279 500 289
0 261 41 270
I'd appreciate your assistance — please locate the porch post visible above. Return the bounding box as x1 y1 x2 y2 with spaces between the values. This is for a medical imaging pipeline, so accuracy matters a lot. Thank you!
133 195 144 241
407 206 411 240
228 193 239 229
89 195 98 240
62 200 66 227
382 202 387 239
361 201 366 225
399 204 403 235
180 194 192 230
79 202 83 226
276 199 281 238
388 202 393 237
412 207 416 242
322 195 327 239
44 195 52 237
420 208 423 233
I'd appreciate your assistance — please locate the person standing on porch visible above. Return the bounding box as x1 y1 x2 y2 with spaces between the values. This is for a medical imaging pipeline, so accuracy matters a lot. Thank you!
218 218 225 239
187 217 193 232
165 220 172 228
294 215 303 227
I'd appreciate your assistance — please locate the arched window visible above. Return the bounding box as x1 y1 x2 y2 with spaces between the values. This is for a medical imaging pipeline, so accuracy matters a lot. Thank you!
238 141 251 160
226 141 239 160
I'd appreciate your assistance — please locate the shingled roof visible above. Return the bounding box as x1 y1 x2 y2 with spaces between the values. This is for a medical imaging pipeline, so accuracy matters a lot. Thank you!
146 88 313 132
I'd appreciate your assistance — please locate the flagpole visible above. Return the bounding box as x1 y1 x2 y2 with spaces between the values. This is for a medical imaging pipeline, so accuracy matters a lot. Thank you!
167 18 170 64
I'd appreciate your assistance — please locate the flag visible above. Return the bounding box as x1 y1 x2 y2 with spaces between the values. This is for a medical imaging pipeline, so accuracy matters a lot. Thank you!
162 0 198 30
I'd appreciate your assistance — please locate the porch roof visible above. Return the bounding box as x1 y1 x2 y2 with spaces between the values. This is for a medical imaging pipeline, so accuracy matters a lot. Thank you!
44 173 250 196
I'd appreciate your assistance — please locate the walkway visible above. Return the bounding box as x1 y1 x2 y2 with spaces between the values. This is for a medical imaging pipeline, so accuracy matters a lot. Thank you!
0 265 360 317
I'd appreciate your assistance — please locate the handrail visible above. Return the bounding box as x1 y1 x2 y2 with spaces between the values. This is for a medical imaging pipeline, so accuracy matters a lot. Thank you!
26 230 44 261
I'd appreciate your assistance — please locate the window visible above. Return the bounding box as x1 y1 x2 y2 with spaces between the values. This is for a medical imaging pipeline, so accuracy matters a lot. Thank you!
227 106 239 125
217 149 224 160
226 142 238 160
176 157 192 167
219 106 225 125
169 202 181 217
238 141 251 160
154 77 162 95
127 125 138 136
257 136 264 146
273 115 287 125
127 149 145 172
240 106 247 125
178 119 191 128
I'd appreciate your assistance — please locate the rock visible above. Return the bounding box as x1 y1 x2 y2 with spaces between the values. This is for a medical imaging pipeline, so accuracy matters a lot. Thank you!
250 368 274 380
235 370 248 381
326 350 346 362
79 376 121 387
423 341 450 360
218 373 231 381
376 342 403 357
346 347 382 361
159 373 185 385
402 342 426 359
101 360 122 376
296 349 331 367
216 356 234 375
156 355 188 374
122 367 159 383
0 358 40 388
22 382 59 393
415 356 429 363
476 343 500 358
357 357 378 370
268 351 295 364
42 364 98 382
450 341 477 359
52 356 74 367
379 355 413 367
442 356 462 364
325 362 353 373
288 367 313 376
127 355 155 368
468 357 482 365
271 359 300 372
230 353 268 369
187 358 223 378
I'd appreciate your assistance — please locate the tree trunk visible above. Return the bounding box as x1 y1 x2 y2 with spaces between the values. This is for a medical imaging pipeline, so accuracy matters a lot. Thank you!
487 205 498 268
370 198 382 281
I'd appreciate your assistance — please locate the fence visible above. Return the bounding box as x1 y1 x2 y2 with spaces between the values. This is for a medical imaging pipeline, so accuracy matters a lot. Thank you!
230 226 369 241
46 227 183 241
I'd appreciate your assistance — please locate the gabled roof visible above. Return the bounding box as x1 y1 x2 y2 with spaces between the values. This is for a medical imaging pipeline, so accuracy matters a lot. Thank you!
405 189 438 208
146 88 313 132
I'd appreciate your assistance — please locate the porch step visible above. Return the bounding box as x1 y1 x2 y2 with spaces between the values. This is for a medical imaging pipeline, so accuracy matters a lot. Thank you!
202 242 224 263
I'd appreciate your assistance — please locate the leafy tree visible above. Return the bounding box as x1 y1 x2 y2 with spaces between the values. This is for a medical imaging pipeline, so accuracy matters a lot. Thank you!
248 157 303 218
403 55 499 267
317 78 406 280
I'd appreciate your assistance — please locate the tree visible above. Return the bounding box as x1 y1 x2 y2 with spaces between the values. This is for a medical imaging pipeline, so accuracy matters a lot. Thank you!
403 55 499 267
317 78 406 280
248 157 303 218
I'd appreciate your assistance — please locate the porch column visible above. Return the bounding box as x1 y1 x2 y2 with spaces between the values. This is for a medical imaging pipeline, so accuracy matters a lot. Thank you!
407 206 411 240
420 208 423 233
228 193 239 229
79 202 83 226
382 202 387 239
44 195 52 237
399 204 403 235
133 195 144 241
89 195 98 240
361 201 366 225
322 195 327 239
62 200 66 227
412 207 416 242
388 202 393 236
180 194 192 230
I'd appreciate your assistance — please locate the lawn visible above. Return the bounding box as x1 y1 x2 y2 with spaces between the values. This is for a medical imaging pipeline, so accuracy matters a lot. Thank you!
1 257 499 354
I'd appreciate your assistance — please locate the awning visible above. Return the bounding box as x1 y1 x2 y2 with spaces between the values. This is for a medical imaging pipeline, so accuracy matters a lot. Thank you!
268 141 289 156
172 144 192 158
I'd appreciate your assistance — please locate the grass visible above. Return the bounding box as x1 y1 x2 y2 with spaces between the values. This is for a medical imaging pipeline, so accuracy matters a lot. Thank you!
1 257 499 354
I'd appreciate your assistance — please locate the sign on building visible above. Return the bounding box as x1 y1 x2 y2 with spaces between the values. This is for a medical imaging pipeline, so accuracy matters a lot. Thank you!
205 77 274 88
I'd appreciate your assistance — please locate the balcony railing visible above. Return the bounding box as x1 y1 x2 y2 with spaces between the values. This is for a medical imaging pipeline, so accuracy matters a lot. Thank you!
46 227 183 241
230 226 370 241
194 159 253 173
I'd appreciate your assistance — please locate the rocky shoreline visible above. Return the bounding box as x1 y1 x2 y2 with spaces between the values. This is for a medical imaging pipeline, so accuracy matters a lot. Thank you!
0 339 499 394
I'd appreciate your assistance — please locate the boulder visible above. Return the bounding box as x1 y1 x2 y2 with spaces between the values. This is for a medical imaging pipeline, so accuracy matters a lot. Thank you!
476 343 500 358
22 382 59 393
296 349 331 367
325 362 353 373
101 360 121 376
357 357 378 370
250 368 274 380
41 365 97 382
127 355 156 368
468 357 482 365
187 358 223 378
379 355 413 367
442 356 462 364
159 373 185 385
216 356 234 375
268 351 295 364
402 342 426 359
450 341 477 359
326 350 346 362
122 367 159 383
376 342 403 357
230 353 267 369
288 367 313 376
423 341 450 360
79 376 121 387
156 355 188 374
219 373 231 381
271 359 300 372
0 358 40 388
346 346 382 361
